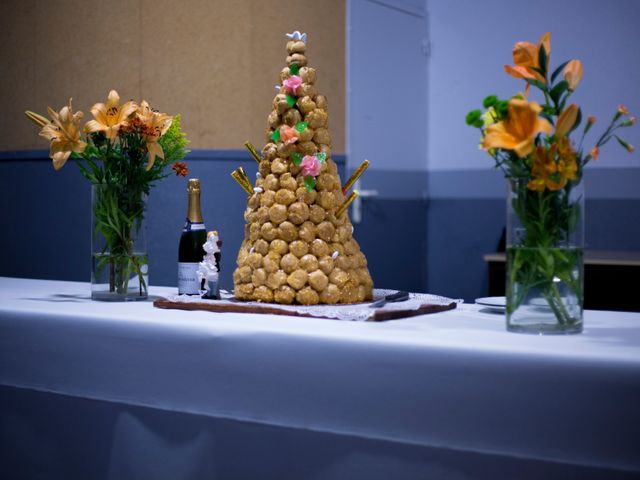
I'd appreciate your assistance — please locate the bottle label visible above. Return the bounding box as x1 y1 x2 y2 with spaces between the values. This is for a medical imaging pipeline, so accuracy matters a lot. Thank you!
183 220 206 233
178 262 201 294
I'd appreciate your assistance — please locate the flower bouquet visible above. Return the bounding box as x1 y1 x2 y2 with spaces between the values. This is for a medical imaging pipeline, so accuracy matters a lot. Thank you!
466 33 635 333
26 90 189 300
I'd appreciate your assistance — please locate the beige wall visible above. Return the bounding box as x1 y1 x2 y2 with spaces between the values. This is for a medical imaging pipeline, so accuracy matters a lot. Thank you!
0 0 345 152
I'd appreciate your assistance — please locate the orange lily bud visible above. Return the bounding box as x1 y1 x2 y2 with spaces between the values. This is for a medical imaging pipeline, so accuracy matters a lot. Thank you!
587 115 597 125
25 110 50 128
556 104 579 138
618 105 629 116
589 146 599 160
563 60 583 90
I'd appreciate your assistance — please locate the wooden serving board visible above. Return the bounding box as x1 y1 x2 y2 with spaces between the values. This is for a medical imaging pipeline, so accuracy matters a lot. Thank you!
153 297 457 322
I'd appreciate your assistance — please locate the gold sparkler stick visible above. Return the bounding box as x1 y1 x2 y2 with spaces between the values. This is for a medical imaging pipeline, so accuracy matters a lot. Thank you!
231 167 254 195
336 190 359 218
342 159 370 194
237 166 252 189
244 141 262 163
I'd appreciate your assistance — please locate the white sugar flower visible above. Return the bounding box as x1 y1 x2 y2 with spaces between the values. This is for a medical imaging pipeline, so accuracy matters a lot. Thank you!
286 31 307 43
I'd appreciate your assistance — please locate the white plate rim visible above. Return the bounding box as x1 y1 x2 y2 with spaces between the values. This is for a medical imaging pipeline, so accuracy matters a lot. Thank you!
475 296 506 308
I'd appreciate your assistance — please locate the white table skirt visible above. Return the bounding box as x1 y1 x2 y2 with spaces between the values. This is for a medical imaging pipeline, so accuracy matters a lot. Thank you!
1 276 639 478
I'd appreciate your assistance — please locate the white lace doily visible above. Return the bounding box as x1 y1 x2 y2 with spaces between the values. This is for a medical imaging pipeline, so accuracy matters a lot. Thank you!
163 289 462 322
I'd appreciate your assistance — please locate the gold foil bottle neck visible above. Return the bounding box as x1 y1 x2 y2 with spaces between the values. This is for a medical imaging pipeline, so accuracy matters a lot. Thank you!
186 178 203 222
187 178 201 193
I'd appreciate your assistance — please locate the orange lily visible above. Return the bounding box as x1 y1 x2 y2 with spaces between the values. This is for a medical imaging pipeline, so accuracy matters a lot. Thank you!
136 100 172 170
563 60 583 91
527 138 578 192
84 90 137 139
504 32 551 83
39 99 87 170
482 99 552 157
555 104 579 138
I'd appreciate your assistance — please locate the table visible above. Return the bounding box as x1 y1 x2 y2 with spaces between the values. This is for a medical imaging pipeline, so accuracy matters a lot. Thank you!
1 277 639 479
484 251 640 311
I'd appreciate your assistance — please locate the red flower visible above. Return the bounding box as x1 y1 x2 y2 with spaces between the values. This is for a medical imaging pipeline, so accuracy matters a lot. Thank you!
172 161 188 176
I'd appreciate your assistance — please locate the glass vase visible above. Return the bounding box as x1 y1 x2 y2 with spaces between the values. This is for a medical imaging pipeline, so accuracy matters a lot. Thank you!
91 184 148 301
506 178 584 334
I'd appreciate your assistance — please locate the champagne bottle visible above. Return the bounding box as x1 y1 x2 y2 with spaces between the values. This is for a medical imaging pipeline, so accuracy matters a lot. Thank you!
178 178 207 294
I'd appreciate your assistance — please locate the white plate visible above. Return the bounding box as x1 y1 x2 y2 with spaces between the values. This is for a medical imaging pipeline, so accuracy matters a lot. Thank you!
475 296 506 312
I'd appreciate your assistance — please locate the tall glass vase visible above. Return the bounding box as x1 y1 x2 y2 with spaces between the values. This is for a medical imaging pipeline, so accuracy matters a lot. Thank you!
506 178 584 334
91 184 148 301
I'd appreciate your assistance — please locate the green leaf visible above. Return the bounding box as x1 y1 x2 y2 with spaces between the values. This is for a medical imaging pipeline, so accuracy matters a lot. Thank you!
569 107 582 134
550 80 569 105
271 128 281 142
289 63 300 75
615 135 634 152
538 44 548 78
304 176 316 192
466 109 482 126
286 94 296 107
316 152 327 163
524 77 547 92
291 151 303 166
295 121 308 133
550 60 570 83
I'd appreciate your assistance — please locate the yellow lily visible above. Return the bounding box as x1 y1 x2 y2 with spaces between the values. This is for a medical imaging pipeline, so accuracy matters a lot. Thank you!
136 101 173 170
555 103 579 138
504 32 551 83
482 99 552 157
38 99 87 170
84 90 137 139
563 60 583 91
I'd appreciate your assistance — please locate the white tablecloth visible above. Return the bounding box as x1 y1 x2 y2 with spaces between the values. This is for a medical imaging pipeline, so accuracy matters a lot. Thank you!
1 276 639 479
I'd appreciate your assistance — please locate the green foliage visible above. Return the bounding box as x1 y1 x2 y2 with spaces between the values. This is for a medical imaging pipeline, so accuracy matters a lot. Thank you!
159 114 190 165
482 95 498 108
465 109 482 127
549 80 569 105
550 60 570 83
495 100 509 117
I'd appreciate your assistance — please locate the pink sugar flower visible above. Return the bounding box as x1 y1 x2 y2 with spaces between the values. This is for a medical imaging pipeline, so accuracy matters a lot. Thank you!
300 155 321 177
280 124 299 145
283 75 302 95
